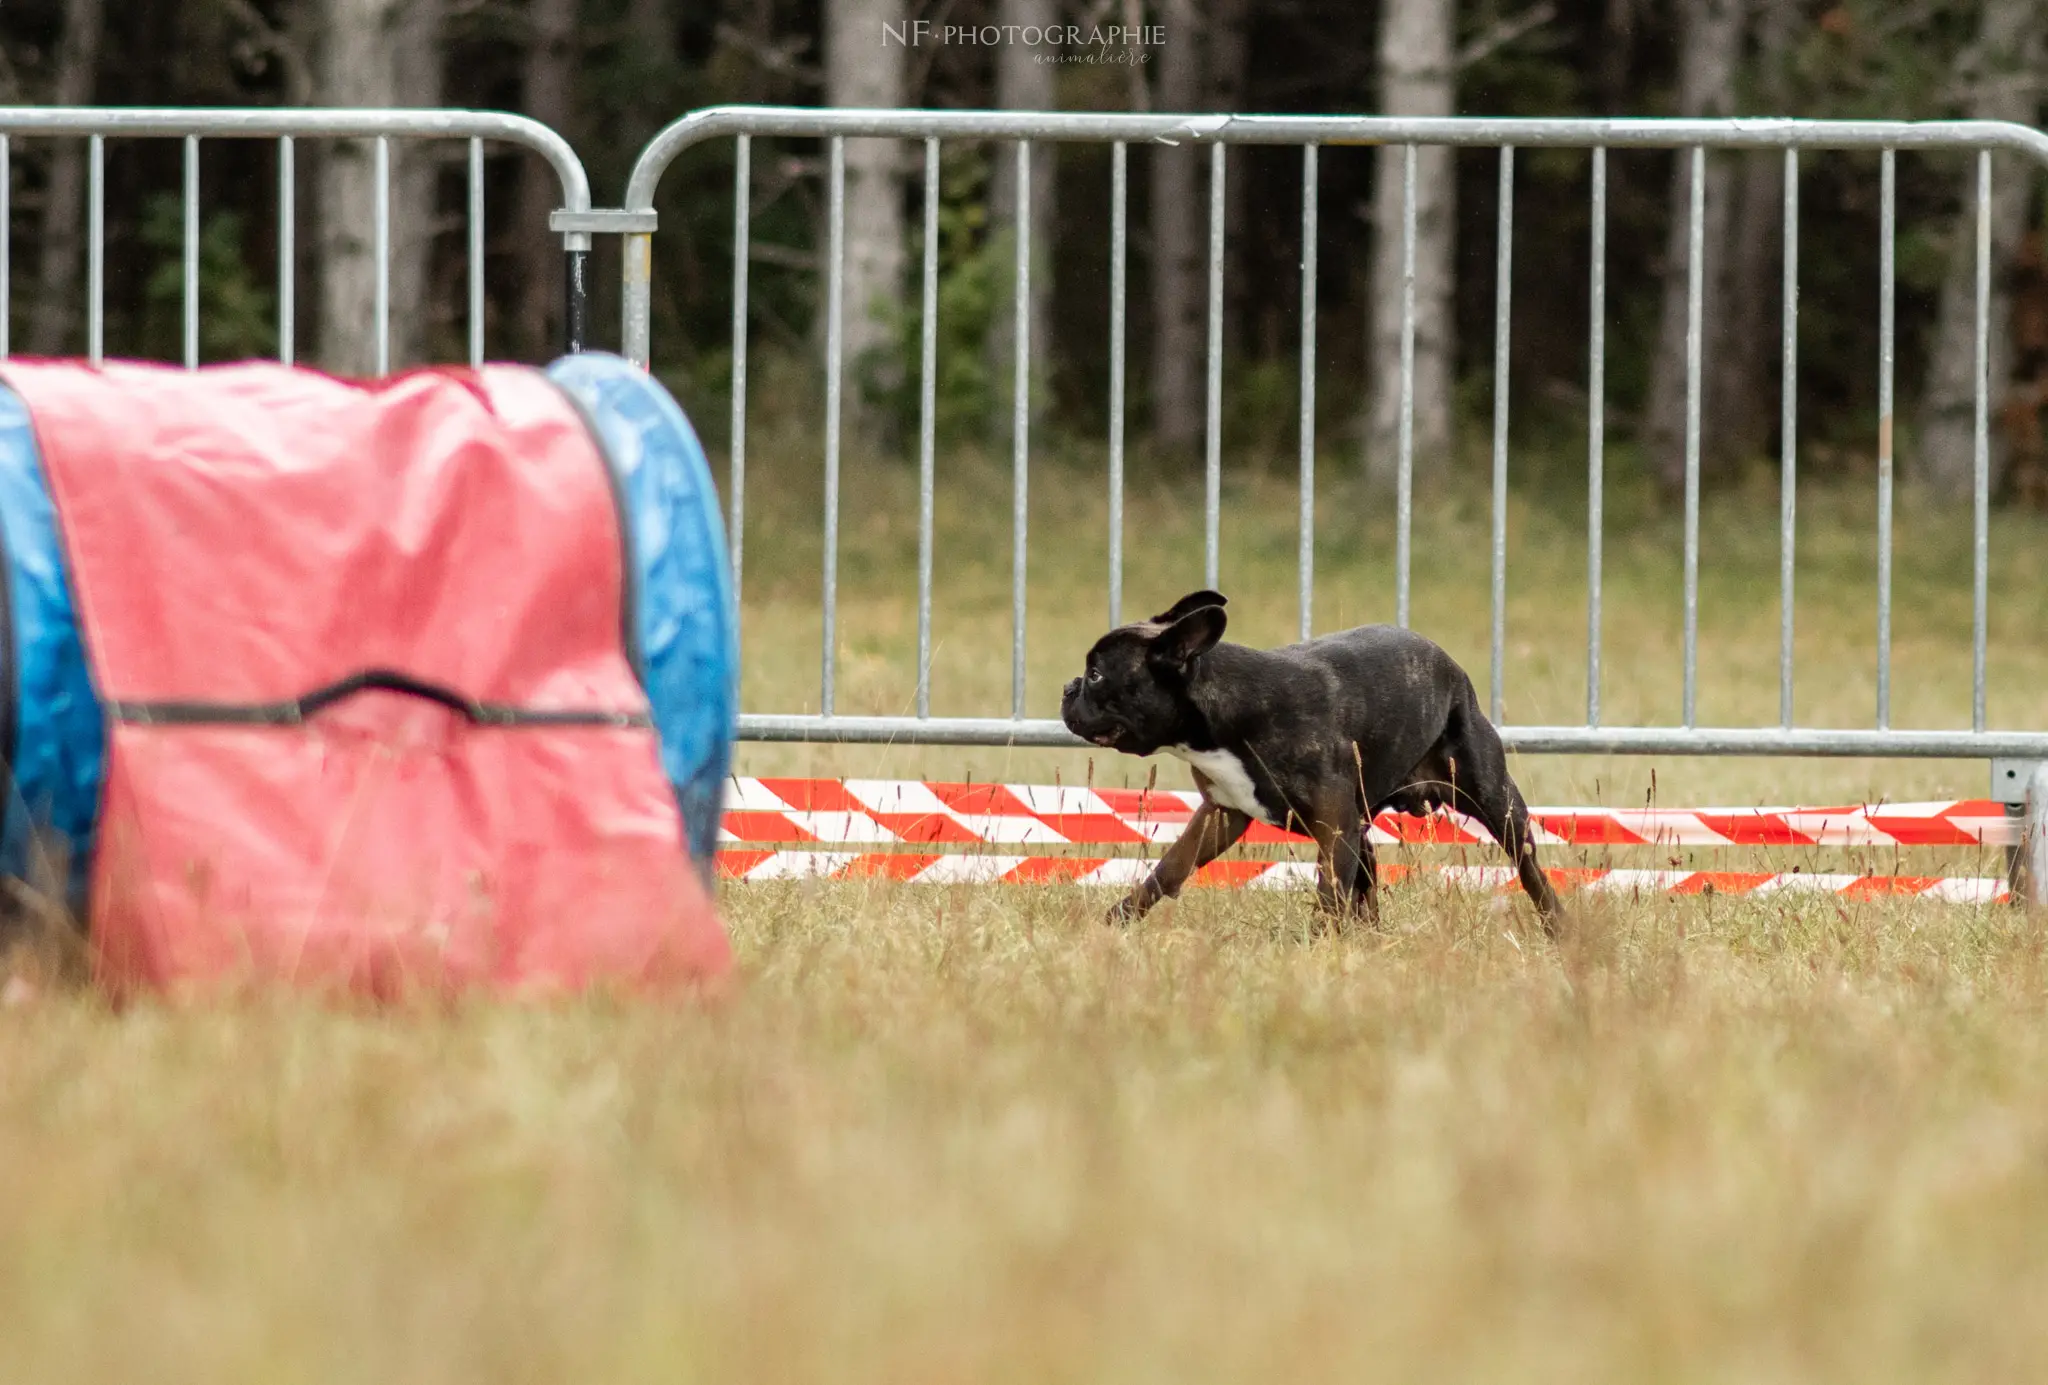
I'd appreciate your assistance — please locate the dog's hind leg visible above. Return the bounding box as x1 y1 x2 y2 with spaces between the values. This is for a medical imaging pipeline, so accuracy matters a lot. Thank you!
1480 776 1563 931
1349 828 1381 924
1303 794 1368 928
1438 714 1564 932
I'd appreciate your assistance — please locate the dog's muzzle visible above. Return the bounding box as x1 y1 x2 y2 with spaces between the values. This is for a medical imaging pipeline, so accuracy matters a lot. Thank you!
1061 679 1123 749
1059 678 1084 733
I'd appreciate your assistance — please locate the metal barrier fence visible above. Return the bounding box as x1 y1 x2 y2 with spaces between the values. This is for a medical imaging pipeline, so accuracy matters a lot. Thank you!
0 107 596 366
11 106 2048 781
621 107 2048 779
2 103 2045 892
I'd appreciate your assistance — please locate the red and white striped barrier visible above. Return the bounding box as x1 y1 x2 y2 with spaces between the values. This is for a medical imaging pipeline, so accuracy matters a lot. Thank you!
715 850 2011 903
720 778 2017 850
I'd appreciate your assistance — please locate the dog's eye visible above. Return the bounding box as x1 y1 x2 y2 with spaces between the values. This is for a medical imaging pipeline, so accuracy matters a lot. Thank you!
1086 667 1103 686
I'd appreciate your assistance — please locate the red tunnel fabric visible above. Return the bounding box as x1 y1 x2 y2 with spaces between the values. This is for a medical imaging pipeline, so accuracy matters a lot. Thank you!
5 360 731 996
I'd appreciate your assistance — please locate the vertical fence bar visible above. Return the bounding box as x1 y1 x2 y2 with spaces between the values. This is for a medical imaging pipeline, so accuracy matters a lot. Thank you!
1682 146 1703 728
624 230 652 366
373 136 390 376
730 136 751 632
562 247 588 356
183 136 200 369
916 137 938 719
1012 140 1032 719
1780 149 1798 729
1876 146 1895 731
2 136 11 360
1396 142 1417 629
1587 147 1606 727
1489 147 1514 724
1205 141 1225 591
1973 150 1990 734
821 137 845 717
278 137 294 365
1109 141 1128 628
87 135 103 365
467 138 484 368
1298 143 1318 642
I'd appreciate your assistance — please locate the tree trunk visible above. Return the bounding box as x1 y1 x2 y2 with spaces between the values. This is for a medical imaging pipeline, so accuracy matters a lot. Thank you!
316 0 446 375
1367 0 1456 489
1205 0 1251 357
988 0 1057 433
517 0 579 360
1120 0 1151 112
1149 0 1203 453
28 0 104 356
824 0 906 439
1712 154 1781 470
1918 0 2047 501
1645 0 1746 494
1711 0 1798 470
391 2 445 365
627 0 680 118
1598 0 1636 112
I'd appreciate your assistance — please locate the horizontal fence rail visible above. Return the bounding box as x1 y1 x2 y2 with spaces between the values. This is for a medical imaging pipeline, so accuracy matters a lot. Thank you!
0 107 596 367
629 109 2048 761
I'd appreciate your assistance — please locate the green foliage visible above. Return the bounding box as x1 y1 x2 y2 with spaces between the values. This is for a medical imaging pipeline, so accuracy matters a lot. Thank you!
1776 0 1978 121
873 150 1007 448
139 194 276 364
1456 0 1585 116
1222 358 1301 467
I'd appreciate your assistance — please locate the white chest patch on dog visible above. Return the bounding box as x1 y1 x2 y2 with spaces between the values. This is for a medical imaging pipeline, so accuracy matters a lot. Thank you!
1167 745 1276 826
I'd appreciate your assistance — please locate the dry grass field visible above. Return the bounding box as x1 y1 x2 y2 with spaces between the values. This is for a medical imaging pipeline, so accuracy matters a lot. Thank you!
6 415 2048 1383
7 886 2048 1382
722 401 2048 809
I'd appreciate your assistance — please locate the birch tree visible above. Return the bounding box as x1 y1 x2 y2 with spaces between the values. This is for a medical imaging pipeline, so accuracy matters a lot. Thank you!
1366 0 1456 488
28 0 104 356
1918 0 2047 500
824 0 906 437
1713 0 1798 470
317 0 446 375
1205 0 1251 363
989 0 1058 431
1644 0 1747 493
1150 0 1204 452
516 0 580 359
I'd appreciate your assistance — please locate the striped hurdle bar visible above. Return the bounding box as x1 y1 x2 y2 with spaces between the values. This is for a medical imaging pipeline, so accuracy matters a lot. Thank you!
715 780 2015 903
720 778 2015 849
716 852 2010 903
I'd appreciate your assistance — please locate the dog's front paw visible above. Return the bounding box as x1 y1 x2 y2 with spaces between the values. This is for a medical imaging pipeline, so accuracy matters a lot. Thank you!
1103 895 1146 927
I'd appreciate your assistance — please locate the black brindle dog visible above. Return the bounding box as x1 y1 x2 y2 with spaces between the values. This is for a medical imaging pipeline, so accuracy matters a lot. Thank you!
1059 591 1563 929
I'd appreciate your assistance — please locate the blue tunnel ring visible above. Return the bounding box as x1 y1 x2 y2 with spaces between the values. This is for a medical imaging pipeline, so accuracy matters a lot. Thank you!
547 353 739 880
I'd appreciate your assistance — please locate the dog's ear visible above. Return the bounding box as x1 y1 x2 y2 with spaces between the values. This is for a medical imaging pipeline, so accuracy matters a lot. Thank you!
1148 590 1228 626
1148 602 1227 672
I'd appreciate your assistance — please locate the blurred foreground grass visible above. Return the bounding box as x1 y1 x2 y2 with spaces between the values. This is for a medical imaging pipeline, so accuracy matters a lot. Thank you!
7 883 2048 1382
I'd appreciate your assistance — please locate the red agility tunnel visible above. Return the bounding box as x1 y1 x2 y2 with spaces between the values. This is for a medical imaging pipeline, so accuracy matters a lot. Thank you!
0 359 733 997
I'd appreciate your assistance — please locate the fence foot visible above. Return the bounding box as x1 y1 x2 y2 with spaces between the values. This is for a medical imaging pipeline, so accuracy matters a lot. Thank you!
1993 759 2042 905
2025 763 2048 910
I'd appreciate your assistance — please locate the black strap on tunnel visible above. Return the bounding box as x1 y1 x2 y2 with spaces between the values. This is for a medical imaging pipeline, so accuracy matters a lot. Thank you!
109 667 652 729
